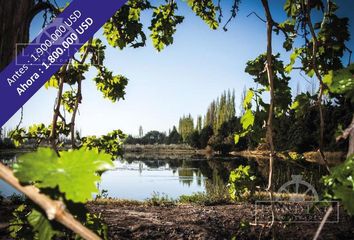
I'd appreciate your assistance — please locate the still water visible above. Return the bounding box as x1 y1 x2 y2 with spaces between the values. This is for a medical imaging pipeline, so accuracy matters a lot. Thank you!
100 159 208 200
0 153 327 200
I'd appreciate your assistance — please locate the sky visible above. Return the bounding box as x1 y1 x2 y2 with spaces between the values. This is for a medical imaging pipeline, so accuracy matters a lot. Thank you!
3 0 354 137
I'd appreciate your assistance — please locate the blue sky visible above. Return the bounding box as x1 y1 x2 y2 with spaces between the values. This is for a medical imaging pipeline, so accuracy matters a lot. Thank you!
3 0 354 136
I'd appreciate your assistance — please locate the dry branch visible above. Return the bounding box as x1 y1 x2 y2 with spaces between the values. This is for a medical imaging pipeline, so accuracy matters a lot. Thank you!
313 205 333 240
336 115 354 157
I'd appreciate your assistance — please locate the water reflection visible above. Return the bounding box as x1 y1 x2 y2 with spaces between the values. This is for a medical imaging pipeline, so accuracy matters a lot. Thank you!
0 153 328 200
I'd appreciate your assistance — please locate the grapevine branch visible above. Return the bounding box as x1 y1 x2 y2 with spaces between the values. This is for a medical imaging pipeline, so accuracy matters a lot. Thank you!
29 0 60 21
260 0 276 227
70 79 82 149
9 107 24 138
311 1 343 239
344 46 352 67
222 0 240 31
246 12 266 23
70 39 92 148
247 11 290 40
260 0 275 193
336 115 354 157
305 3 331 172
50 73 65 154
0 162 101 240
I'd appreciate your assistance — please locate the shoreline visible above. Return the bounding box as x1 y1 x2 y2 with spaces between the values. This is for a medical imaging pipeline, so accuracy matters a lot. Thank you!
0 145 346 165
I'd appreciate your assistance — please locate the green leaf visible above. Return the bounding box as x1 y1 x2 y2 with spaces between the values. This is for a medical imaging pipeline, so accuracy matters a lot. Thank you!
28 209 59 240
323 70 333 86
234 134 240 144
290 92 314 118
186 0 219 30
94 67 128 102
325 155 354 215
62 91 76 113
243 89 254 109
85 213 108 240
284 0 300 17
82 130 126 158
228 165 256 201
328 64 354 101
333 185 354 214
14 148 113 203
9 205 32 239
290 99 299 110
240 109 255 130
285 48 301 73
44 76 59 89
149 2 184 51
283 38 293 51
103 1 151 49
307 69 315 78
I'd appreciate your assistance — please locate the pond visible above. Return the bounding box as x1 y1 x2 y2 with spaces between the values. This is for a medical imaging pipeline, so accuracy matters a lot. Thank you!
0 153 328 200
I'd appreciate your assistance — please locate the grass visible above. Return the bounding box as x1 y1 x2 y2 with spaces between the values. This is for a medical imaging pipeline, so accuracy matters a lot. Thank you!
91 190 230 207
91 184 320 207
146 192 176 206
178 192 229 205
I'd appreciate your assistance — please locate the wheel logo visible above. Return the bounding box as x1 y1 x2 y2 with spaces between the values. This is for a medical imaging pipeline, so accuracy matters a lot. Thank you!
276 175 319 202
34 17 79 44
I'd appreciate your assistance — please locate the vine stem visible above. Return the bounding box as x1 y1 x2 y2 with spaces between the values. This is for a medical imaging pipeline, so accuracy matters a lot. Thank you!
70 79 82 149
345 115 354 157
305 2 331 173
50 74 65 154
70 39 92 148
260 0 275 193
9 107 24 138
0 162 101 240
260 0 276 227
336 114 354 157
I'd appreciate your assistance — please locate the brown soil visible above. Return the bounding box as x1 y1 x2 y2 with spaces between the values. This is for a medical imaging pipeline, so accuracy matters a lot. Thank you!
87 201 354 240
1 201 353 240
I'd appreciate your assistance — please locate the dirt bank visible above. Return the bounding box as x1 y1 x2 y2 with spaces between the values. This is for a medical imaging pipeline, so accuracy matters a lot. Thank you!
231 150 346 166
87 201 354 240
1 200 353 239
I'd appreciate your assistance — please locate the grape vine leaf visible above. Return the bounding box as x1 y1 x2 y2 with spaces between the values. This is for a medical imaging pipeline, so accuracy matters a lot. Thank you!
325 64 354 101
13 148 113 203
94 67 128 102
186 0 219 29
234 134 240 145
243 89 254 109
285 48 302 73
324 155 354 215
44 75 59 89
9 205 34 239
149 3 184 51
333 185 354 214
240 109 255 130
28 209 60 240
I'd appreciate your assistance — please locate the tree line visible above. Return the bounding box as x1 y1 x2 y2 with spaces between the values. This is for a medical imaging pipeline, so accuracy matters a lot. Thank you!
124 85 351 156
